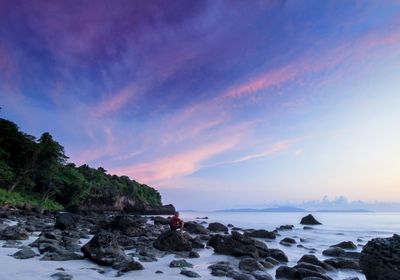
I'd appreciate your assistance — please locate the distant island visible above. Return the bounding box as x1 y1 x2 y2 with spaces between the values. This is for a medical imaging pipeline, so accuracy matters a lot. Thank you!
215 206 372 213
216 206 308 212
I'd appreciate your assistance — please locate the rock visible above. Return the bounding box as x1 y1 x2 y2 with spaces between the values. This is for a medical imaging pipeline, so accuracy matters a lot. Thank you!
245 230 276 239
196 216 208 219
324 258 359 270
276 225 294 231
280 237 296 246
208 222 228 233
180 269 201 278
114 259 144 272
239 258 265 272
0 226 29 240
155 270 163 274
303 226 314 230
231 272 256 280
208 261 234 277
276 266 296 279
55 213 78 230
360 234 400 280
251 271 273 280
117 234 136 250
188 251 200 258
300 214 322 225
153 230 192 251
208 231 269 258
152 216 169 225
297 255 335 271
169 259 193 268
12 248 37 259
184 222 209 235
2 240 22 248
269 248 288 262
51 272 73 280
322 247 345 257
330 241 357 250
81 232 126 266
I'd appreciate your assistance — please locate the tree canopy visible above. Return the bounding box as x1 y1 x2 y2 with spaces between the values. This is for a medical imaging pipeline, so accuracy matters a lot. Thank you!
0 118 162 208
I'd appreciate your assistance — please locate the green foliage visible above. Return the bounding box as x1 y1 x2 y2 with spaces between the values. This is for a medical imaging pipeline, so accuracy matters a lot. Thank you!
0 188 63 210
0 118 163 209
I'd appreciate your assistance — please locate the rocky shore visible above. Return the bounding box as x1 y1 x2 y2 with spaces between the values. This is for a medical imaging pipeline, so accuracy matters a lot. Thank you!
0 207 398 280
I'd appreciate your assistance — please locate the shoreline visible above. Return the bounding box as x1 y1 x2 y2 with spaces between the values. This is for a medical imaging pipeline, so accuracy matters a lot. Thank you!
1 209 398 279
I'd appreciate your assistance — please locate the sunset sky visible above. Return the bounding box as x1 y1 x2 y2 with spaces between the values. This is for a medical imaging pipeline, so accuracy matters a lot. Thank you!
1 0 399 210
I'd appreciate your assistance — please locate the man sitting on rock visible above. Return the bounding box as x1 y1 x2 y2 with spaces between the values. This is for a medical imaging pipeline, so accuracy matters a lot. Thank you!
170 212 184 236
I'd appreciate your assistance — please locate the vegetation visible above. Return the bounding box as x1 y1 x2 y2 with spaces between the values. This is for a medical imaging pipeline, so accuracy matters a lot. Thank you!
0 118 162 209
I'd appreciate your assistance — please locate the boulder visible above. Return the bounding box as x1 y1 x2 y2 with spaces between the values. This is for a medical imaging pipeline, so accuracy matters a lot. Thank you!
0 226 29 240
300 214 322 225
280 237 296 246
322 247 344 257
153 216 170 225
208 231 269 259
239 258 265 272
208 222 228 233
330 241 357 250
245 230 276 239
55 213 78 230
269 248 288 262
180 269 201 278
360 234 400 280
184 222 209 235
170 259 193 268
12 248 37 259
153 230 192 251
276 225 294 231
81 232 126 266
323 258 359 270
51 272 73 280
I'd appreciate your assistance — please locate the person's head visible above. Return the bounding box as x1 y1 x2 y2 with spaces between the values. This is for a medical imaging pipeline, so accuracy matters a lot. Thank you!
174 211 180 217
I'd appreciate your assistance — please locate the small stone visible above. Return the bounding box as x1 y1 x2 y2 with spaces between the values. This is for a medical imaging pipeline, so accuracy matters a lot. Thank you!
180 269 200 278
51 272 73 280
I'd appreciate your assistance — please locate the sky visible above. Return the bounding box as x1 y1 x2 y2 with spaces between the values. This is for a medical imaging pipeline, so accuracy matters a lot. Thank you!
1 0 400 210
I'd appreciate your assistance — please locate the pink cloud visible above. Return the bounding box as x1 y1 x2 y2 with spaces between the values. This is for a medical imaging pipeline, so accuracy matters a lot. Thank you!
109 132 244 186
223 25 400 99
91 84 141 117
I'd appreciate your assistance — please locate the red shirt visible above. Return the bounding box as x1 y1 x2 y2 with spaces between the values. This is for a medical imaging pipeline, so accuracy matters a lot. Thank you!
170 216 182 230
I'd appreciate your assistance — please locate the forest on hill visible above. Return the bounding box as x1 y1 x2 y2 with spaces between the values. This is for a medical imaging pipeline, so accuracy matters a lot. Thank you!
0 118 162 210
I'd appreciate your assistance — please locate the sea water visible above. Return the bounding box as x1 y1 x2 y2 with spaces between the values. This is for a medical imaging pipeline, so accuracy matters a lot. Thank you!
180 211 400 280
0 212 398 280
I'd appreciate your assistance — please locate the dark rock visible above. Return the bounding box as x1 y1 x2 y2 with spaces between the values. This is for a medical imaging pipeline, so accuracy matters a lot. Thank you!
12 248 37 259
184 222 209 235
116 234 136 250
208 261 234 277
169 259 193 268
239 258 265 272
297 255 335 271
81 232 125 266
324 258 359 270
251 271 273 280
55 213 78 230
180 269 201 278
276 266 296 279
276 225 294 231
208 222 228 233
231 272 256 280
280 237 296 246
114 259 144 272
153 230 192 251
0 226 29 240
245 230 276 239
300 214 322 225
188 251 200 258
208 231 269 259
360 234 400 280
152 216 169 225
51 272 73 280
155 270 163 274
269 248 288 262
330 241 357 250
303 226 314 230
322 247 345 257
